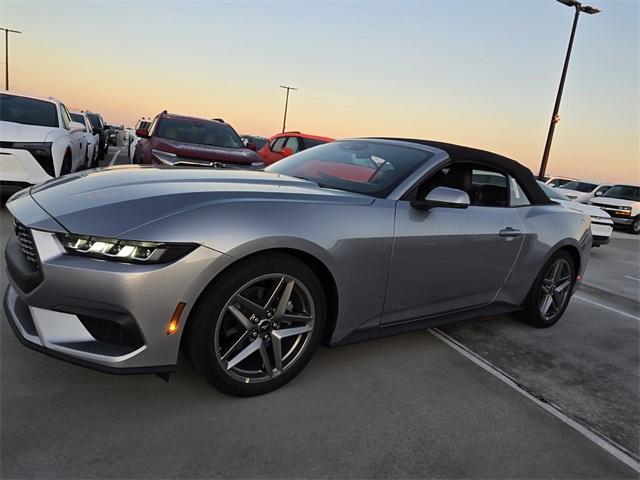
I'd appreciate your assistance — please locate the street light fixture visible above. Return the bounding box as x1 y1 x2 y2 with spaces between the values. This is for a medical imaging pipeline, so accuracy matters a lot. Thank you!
0 27 22 91
538 0 601 180
279 85 298 133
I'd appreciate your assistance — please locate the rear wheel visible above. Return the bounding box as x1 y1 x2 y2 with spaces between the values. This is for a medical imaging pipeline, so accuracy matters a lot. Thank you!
628 216 640 235
518 251 575 328
185 254 326 396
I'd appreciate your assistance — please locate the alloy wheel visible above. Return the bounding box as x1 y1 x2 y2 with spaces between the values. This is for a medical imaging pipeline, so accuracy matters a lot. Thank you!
538 258 572 320
214 274 315 383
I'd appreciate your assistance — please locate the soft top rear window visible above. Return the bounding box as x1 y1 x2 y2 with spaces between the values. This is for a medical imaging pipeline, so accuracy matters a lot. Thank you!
0 94 58 128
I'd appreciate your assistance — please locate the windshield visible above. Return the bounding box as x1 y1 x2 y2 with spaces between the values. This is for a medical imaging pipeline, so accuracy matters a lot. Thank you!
538 181 570 201
86 113 102 129
0 94 58 127
265 140 433 198
70 113 85 124
156 118 244 148
602 185 640 202
561 181 597 192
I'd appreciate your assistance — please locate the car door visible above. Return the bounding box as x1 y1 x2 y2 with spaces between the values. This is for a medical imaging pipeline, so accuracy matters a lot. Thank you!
382 164 525 324
61 104 84 169
262 136 287 165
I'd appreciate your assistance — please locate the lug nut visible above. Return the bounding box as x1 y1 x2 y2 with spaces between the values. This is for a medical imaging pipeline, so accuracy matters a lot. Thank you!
262 334 271 341
266 311 273 318
251 330 259 338
272 321 279 329
250 314 259 323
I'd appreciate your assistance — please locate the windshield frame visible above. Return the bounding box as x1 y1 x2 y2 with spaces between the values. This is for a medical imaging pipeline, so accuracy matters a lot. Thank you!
561 181 598 193
538 180 570 201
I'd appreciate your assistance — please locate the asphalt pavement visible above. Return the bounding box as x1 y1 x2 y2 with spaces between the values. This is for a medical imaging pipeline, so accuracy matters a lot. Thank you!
1 147 638 478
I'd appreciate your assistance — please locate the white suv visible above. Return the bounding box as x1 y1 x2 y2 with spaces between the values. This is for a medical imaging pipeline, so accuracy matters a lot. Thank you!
0 92 87 186
70 110 99 169
590 185 640 234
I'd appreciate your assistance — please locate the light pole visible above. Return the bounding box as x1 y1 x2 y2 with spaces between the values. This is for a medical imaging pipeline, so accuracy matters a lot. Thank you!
279 85 298 133
538 0 600 180
0 27 22 90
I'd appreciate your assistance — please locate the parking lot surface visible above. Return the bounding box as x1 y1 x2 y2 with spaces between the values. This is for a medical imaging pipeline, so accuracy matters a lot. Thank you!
1 149 638 478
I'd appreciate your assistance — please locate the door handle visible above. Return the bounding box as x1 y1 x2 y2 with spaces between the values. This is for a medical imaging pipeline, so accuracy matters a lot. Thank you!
499 227 522 238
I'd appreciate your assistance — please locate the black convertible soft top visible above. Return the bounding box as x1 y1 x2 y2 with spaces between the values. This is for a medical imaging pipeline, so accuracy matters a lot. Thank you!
375 138 553 205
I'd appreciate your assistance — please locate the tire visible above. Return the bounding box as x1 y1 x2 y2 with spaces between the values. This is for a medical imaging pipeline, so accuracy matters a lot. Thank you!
184 253 326 396
628 216 640 235
518 250 575 328
60 153 72 176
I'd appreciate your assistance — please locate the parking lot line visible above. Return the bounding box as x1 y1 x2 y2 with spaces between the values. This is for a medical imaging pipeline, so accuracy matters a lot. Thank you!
573 295 640 322
109 148 123 166
624 275 640 282
429 327 640 473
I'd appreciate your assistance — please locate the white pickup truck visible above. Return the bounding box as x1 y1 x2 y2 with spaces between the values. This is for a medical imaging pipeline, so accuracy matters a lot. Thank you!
589 184 640 234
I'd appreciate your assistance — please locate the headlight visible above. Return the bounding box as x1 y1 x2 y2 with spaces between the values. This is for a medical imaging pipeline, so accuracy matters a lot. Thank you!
12 142 54 177
151 148 177 165
251 161 265 168
57 233 197 264
619 206 632 211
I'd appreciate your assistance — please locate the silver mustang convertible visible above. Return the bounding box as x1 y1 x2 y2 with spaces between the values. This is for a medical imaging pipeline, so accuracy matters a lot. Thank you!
4 138 591 396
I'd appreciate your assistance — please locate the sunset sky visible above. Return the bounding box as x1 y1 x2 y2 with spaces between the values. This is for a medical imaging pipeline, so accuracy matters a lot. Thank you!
1 0 638 183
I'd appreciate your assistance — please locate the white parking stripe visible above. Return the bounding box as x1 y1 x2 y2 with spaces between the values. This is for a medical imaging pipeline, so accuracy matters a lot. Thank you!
624 275 640 282
573 295 640 322
430 328 640 473
109 148 123 166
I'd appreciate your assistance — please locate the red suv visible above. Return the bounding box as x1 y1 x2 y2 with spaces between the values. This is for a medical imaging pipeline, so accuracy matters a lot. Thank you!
133 112 263 168
257 132 334 166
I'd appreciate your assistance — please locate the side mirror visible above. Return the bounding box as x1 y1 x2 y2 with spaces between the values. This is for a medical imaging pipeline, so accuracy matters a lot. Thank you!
69 121 86 133
246 143 257 151
279 147 294 157
411 186 470 210
136 128 150 138
92 127 101 135
594 190 603 197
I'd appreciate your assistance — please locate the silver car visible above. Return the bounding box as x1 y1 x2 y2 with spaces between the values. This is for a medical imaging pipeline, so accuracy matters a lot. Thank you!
4 139 591 396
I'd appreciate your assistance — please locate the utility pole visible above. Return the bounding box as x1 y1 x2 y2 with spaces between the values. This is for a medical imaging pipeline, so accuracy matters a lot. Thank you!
0 27 21 90
279 85 298 133
538 1 600 180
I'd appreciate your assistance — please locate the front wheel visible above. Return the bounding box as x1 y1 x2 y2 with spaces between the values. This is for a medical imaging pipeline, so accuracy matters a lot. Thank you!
628 216 640 235
185 254 326 396
518 251 575 328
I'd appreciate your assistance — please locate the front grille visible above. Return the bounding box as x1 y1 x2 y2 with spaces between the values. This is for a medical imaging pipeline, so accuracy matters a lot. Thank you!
14 221 39 266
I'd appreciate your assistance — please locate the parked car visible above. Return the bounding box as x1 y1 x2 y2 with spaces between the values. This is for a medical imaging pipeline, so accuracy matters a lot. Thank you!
4 138 591 396
554 180 612 203
133 111 263 168
589 184 640 234
538 181 613 246
257 131 334 165
0 92 87 187
545 176 576 188
84 111 108 160
106 124 125 146
240 135 268 151
128 118 151 161
70 111 99 168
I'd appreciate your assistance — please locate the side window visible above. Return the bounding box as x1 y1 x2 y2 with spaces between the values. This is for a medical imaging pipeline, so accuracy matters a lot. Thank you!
271 137 286 152
508 176 531 207
60 104 71 129
470 168 509 207
595 185 610 194
284 136 300 153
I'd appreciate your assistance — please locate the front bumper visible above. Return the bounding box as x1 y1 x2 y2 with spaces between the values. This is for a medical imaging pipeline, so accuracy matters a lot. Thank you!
611 216 634 226
4 227 234 374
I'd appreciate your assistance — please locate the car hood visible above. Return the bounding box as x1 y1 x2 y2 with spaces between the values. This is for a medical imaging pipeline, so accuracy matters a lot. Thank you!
590 197 638 208
0 121 58 143
558 199 610 218
25 165 373 237
153 137 261 165
555 188 585 198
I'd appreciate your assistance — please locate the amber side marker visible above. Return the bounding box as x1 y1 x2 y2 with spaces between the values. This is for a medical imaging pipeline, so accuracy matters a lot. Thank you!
167 302 186 335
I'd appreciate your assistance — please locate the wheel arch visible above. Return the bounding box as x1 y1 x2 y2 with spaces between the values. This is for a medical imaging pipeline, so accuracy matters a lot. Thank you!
182 247 340 350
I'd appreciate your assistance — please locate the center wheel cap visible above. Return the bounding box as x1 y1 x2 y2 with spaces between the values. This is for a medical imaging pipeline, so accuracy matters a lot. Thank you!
259 320 271 332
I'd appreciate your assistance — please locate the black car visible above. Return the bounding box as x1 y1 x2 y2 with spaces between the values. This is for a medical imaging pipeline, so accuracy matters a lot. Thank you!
84 111 109 160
